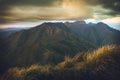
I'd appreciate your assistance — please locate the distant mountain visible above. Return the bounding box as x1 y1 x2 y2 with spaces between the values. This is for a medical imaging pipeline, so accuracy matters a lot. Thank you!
65 21 120 46
0 28 24 38
1 21 120 73
3 22 94 68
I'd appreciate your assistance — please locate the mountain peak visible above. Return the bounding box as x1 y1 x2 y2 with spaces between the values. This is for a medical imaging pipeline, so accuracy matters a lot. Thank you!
74 21 86 24
97 22 109 27
34 22 70 33
41 22 64 26
65 21 86 27
36 22 67 28
95 22 110 30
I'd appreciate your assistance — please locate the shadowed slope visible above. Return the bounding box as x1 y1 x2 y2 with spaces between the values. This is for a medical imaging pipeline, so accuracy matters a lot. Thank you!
2 45 120 80
4 22 94 68
65 21 120 46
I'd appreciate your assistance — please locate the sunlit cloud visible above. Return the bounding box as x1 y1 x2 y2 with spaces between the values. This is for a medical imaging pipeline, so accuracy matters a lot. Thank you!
0 0 120 28
62 0 92 18
3 0 92 22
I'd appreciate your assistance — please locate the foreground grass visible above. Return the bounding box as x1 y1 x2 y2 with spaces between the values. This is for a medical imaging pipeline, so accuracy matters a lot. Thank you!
1 45 120 80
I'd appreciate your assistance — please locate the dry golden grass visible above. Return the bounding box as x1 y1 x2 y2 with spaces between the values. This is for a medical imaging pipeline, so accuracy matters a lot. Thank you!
2 45 120 80
86 45 120 62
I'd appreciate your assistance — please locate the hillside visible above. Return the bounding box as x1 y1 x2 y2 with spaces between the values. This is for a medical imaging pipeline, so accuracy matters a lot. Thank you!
3 22 95 69
65 21 120 46
1 21 120 73
2 45 120 80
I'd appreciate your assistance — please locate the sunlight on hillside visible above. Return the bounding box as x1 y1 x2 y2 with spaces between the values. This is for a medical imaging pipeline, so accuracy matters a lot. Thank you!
86 45 118 62
2 45 120 80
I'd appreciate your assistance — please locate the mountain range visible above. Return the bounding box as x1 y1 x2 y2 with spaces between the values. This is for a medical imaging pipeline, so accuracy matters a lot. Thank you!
0 21 120 73
4 22 94 67
65 21 120 46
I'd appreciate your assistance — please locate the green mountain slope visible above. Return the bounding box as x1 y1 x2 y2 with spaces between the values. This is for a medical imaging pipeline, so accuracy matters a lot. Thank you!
4 22 94 68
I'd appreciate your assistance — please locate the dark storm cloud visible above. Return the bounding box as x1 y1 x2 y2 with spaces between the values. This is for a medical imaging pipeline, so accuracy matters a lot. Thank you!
0 0 61 14
0 0 120 24
0 6 11 23
86 0 120 14
0 0 61 23
0 0 91 24
0 0 60 6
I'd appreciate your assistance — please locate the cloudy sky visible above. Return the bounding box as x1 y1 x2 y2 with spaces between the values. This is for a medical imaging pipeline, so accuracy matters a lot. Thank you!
0 0 120 29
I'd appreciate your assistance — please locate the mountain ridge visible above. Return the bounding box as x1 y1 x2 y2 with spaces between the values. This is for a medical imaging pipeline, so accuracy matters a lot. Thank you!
0 21 120 73
65 21 120 46
3 22 94 69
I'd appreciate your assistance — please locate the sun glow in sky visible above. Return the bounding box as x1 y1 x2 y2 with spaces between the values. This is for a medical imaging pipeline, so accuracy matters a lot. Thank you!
0 0 120 29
